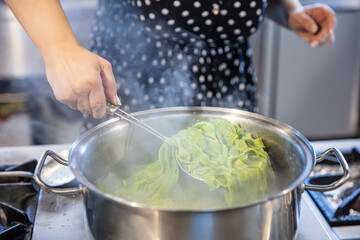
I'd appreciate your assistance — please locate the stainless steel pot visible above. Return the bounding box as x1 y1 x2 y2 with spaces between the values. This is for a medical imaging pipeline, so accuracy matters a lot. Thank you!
34 107 350 240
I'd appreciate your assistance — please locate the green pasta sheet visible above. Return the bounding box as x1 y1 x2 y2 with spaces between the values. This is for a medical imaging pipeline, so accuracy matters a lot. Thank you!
97 119 275 209
167 119 275 205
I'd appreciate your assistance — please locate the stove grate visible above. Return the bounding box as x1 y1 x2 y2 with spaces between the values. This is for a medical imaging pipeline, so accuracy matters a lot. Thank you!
0 160 38 240
307 148 360 226
307 174 360 226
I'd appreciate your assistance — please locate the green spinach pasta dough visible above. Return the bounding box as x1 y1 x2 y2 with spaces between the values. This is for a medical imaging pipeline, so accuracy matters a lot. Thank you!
97 119 276 209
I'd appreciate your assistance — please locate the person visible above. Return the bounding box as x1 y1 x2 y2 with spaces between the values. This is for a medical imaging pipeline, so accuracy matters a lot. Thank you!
5 0 336 131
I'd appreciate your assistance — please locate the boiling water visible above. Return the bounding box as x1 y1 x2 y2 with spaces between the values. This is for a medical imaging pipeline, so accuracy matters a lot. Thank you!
92 115 297 210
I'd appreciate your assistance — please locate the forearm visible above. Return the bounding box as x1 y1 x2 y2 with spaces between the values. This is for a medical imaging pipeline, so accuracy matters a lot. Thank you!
267 0 336 47
5 0 79 61
5 0 118 118
281 0 302 12
266 0 302 28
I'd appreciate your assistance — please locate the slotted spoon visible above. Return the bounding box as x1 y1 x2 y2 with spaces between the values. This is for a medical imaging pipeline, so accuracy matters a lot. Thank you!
106 102 203 182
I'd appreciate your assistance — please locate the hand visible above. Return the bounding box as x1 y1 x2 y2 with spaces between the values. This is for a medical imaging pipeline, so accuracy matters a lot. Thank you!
288 4 336 47
44 45 119 119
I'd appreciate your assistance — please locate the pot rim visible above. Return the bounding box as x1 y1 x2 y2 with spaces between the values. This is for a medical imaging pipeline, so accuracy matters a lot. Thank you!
68 106 315 212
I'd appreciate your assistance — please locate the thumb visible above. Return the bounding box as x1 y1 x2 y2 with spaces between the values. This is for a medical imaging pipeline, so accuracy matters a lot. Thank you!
293 11 319 34
99 59 120 105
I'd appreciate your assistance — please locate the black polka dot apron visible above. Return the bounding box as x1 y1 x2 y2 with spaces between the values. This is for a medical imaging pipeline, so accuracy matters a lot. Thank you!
82 0 267 131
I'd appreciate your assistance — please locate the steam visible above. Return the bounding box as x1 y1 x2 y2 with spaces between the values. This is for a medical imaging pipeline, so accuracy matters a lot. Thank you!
91 113 296 210
2 1 204 146
93 114 228 210
89 3 208 113
2 77 82 146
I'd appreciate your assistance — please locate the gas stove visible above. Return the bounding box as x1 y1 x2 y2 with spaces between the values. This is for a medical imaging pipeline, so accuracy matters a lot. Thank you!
0 140 360 240
308 139 360 239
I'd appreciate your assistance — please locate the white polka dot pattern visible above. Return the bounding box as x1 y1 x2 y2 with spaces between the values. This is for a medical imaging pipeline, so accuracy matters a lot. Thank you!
173 1 181 7
83 0 265 131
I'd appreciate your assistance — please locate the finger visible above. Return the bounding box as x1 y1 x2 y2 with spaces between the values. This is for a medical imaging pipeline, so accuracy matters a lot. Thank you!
304 5 336 35
100 59 120 105
54 92 78 110
77 93 92 115
310 27 331 47
327 34 335 45
292 11 319 34
89 77 107 119
318 34 335 46
324 10 336 35
296 32 317 42
297 31 334 47
64 101 78 111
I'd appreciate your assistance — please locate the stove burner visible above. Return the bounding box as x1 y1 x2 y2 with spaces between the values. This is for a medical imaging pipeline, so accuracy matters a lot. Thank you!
0 160 38 240
334 186 360 217
307 174 360 226
342 183 360 212
0 203 31 240
307 148 360 226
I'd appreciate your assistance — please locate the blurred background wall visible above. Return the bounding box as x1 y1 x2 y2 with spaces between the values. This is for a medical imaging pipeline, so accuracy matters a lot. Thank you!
0 0 359 146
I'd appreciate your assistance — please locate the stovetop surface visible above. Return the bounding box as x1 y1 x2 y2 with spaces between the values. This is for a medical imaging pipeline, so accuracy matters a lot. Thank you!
1 140 360 240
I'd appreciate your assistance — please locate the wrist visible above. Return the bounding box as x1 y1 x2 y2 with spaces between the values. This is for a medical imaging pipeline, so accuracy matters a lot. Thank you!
42 40 82 64
282 0 302 13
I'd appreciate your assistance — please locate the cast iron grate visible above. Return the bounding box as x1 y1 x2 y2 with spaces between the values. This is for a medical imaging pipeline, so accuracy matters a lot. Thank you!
306 148 360 226
0 160 38 240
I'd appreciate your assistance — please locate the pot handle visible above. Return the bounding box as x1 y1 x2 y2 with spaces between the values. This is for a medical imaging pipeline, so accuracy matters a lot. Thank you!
34 150 82 195
305 148 350 192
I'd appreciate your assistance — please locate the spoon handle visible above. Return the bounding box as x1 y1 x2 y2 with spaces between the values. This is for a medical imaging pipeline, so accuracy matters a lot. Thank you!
106 102 167 142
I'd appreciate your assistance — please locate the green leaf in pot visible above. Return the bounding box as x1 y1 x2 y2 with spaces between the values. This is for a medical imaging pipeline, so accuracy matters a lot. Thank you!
96 119 276 209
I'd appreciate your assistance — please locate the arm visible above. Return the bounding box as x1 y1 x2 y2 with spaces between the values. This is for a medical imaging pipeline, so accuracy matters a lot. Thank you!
266 0 336 47
266 0 295 28
5 0 119 118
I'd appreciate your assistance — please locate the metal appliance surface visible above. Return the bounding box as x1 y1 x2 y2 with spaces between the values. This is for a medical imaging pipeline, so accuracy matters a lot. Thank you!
33 107 349 240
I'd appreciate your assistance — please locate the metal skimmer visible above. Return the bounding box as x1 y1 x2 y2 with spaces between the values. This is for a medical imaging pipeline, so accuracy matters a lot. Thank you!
106 102 166 142
106 102 203 181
